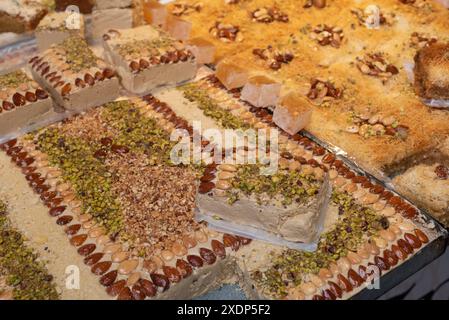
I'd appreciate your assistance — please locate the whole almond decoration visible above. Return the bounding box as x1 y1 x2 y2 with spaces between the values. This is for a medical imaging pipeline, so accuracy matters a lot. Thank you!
199 248 217 265
414 229 429 243
35 89 48 99
383 249 398 266
328 281 343 298
117 287 133 300
77 243 96 256
347 269 364 287
103 68 115 79
211 239 226 258
187 255 204 268
138 279 157 297
176 259 193 278
84 252 104 266
163 266 182 283
49 205 66 217
65 224 81 235
139 59 150 69
2 101 15 111
54 81 64 88
61 83 71 96
41 66 50 76
129 61 140 73
12 93 26 106
70 234 87 246
100 270 118 287
106 280 126 297
49 75 62 83
131 284 145 300
84 73 95 86
25 92 37 102
45 71 56 79
150 273 170 291
95 71 105 81
337 274 353 292
223 234 239 251
75 78 86 88
374 255 390 271
404 233 422 249
322 289 336 300
91 261 112 275
236 236 252 245
56 215 73 225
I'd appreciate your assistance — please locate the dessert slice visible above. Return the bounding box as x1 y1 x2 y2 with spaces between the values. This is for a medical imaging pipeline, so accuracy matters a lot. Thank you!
215 60 248 90
0 70 52 137
186 37 216 65
241 75 281 108
0 0 47 34
35 11 85 52
414 42 449 103
103 25 196 94
29 36 120 112
273 93 313 135
196 160 331 243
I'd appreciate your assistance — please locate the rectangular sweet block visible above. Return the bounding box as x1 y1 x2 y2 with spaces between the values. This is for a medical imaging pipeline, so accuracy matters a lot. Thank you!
28 36 120 112
103 25 197 94
186 37 216 65
414 43 449 101
94 0 133 10
0 0 47 34
215 60 248 90
241 75 281 108
273 93 312 135
55 0 95 14
196 163 331 243
90 8 134 40
35 11 85 51
142 0 168 28
0 70 53 136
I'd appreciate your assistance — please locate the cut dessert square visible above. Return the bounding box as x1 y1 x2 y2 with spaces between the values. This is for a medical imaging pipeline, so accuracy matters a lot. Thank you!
142 0 168 28
215 60 248 90
0 70 52 137
414 42 449 101
186 37 216 65
103 25 197 94
29 36 120 112
55 0 95 14
196 161 331 243
166 15 192 41
241 75 281 108
35 11 85 51
273 93 312 135
0 0 48 34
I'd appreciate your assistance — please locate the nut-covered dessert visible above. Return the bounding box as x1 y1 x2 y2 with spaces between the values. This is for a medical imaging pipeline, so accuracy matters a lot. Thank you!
35 11 85 51
29 36 120 112
0 70 52 137
103 25 196 94
0 0 48 34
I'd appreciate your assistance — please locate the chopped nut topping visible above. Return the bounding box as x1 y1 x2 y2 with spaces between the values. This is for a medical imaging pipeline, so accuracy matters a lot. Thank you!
172 2 203 16
356 53 399 83
58 36 99 73
410 32 438 49
0 71 30 88
307 78 342 104
346 112 408 140
250 7 289 23
309 24 344 48
209 22 242 42
252 46 294 70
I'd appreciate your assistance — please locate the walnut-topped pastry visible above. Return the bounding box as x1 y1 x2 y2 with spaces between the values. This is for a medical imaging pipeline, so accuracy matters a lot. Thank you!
414 42 449 101
29 36 120 112
0 70 52 137
103 25 196 94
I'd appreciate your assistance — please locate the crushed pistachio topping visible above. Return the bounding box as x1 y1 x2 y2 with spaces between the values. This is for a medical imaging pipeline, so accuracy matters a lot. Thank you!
0 200 59 300
101 100 180 166
0 71 30 88
226 164 321 206
35 128 123 235
253 191 386 297
180 83 251 130
117 37 174 60
58 36 98 72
